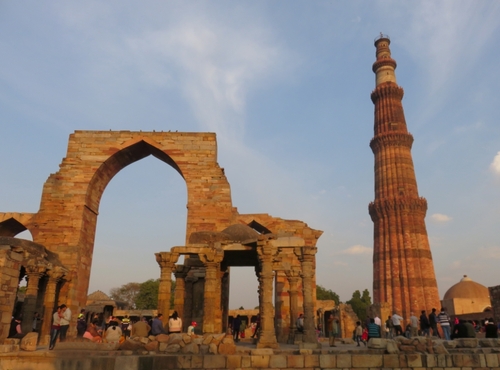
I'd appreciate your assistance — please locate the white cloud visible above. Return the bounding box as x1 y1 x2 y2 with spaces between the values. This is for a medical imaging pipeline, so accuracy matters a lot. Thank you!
490 152 500 174
431 213 452 223
122 20 290 141
451 260 462 269
338 244 372 255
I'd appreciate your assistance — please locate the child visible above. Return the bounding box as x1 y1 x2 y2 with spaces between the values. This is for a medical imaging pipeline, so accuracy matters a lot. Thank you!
361 326 368 346
355 321 363 347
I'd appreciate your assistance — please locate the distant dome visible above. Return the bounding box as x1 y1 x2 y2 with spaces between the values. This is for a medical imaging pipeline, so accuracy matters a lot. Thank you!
443 275 489 300
222 224 259 243
87 290 112 301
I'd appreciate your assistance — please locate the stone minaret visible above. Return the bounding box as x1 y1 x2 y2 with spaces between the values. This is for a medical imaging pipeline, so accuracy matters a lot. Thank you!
369 35 440 319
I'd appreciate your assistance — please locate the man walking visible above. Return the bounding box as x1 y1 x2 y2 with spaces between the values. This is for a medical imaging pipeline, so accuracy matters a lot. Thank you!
391 311 404 337
429 308 440 338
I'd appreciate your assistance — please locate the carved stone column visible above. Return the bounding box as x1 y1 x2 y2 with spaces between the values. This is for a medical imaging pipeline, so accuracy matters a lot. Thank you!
286 269 301 344
173 265 189 330
256 238 279 349
297 246 319 346
40 267 65 343
199 246 224 334
21 265 45 334
155 252 179 325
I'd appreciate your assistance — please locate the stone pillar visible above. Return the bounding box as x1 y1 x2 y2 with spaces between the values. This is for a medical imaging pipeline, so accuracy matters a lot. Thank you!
286 269 301 344
298 246 319 346
199 246 224 334
155 252 179 325
40 268 65 343
21 265 45 334
256 238 279 349
173 265 189 330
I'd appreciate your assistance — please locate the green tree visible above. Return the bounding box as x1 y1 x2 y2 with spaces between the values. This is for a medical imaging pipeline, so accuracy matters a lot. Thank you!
316 285 340 305
135 279 159 309
133 279 176 310
346 289 372 323
109 282 141 309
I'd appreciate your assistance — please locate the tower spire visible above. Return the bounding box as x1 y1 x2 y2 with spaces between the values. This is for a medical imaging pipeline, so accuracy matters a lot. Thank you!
369 35 440 318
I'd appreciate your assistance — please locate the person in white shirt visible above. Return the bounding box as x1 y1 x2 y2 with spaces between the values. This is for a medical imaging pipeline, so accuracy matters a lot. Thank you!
391 312 404 336
409 312 419 337
59 304 72 342
168 311 183 333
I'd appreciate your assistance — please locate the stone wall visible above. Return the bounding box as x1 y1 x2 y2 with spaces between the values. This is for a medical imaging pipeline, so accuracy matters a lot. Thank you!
1 350 500 370
0 246 24 339
489 284 500 324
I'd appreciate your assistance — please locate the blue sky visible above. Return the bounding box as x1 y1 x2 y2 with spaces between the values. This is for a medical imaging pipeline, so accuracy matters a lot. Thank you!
1 1 500 309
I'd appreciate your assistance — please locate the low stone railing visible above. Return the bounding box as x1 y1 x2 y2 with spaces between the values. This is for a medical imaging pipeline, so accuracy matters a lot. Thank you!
1 334 500 370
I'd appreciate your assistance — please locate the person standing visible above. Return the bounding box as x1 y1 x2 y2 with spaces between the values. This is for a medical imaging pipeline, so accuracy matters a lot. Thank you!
391 312 404 336
327 314 339 347
59 304 71 342
251 315 260 338
419 310 430 337
354 321 364 347
429 308 440 338
32 312 41 333
168 311 182 334
232 315 242 342
385 316 394 338
49 306 62 350
296 314 304 333
437 307 451 340
76 310 87 338
409 312 419 337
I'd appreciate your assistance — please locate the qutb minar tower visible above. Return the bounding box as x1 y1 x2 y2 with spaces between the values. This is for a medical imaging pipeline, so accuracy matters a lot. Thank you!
369 34 440 319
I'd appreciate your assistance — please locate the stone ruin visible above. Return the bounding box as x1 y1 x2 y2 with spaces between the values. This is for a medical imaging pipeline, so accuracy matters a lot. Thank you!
0 130 323 348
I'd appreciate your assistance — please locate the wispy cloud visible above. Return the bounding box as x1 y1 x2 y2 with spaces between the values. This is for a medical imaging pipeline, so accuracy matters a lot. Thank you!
338 244 372 255
431 213 452 223
490 152 500 175
122 18 292 141
454 121 483 134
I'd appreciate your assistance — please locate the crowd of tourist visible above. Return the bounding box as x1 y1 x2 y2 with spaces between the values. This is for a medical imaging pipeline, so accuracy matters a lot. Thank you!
355 307 500 343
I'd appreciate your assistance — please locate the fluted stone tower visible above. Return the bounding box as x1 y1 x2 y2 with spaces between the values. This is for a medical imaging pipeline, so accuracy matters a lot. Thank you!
369 35 440 319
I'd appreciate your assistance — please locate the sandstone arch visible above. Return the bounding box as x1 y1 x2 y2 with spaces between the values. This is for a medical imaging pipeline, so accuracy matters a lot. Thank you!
0 130 322 345
21 131 234 317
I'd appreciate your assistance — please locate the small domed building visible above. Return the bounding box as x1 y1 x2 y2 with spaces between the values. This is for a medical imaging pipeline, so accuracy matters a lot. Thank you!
441 275 492 316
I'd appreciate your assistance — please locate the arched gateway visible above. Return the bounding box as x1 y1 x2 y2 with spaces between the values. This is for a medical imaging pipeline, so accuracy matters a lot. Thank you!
0 131 322 348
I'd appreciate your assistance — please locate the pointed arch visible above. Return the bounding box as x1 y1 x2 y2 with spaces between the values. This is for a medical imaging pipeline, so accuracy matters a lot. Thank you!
85 139 185 214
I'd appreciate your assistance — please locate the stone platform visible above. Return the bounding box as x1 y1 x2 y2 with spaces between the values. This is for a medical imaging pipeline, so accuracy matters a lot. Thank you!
1 337 500 370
